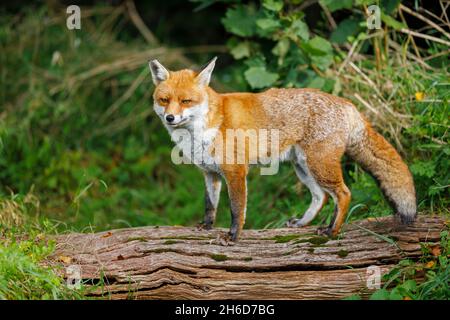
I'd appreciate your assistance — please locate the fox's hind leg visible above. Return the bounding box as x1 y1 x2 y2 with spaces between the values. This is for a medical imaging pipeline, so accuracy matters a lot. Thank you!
287 146 328 227
304 143 351 237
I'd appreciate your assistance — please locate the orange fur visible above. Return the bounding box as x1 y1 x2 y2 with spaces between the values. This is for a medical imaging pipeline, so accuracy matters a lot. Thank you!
150 59 416 242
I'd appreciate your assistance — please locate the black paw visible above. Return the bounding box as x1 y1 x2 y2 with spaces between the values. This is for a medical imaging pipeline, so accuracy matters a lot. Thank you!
196 221 213 231
316 226 333 237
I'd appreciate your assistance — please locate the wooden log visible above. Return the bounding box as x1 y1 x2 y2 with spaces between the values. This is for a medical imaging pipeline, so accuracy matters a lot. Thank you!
51 215 447 299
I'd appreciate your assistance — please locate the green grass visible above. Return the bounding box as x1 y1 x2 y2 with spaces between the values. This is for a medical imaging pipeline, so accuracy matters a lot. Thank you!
0 217 83 299
0 240 79 299
346 230 450 300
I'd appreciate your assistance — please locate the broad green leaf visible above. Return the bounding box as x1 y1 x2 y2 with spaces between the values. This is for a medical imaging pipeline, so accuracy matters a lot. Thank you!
222 5 257 37
401 280 417 292
307 77 326 89
311 55 333 70
256 18 281 31
244 57 266 68
287 19 309 41
244 66 279 89
305 36 333 55
381 13 407 30
320 0 353 12
303 36 334 70
389 288 404 300
330 18 361 44
230 41 251 59
262 0 283 12
272 38 290 58
370 289 390 300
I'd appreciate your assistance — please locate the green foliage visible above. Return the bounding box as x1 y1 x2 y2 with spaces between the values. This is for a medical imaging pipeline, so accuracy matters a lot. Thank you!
0 240 79 299
218 1 340 90
406 82 449 212
320 0 353 12
330 18 362 44
222 5 258 37
367 230 449 300
203 0 372 91
244 66 279 89
0 196 82 299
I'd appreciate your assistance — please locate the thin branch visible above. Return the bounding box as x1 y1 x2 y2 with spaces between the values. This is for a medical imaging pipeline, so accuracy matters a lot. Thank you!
100 67 148 123
337 40 359 75
319 2 337 29
399 28 450 47
423 48 450 61
125 0 158 45
439 0 450 26
400 4 450 41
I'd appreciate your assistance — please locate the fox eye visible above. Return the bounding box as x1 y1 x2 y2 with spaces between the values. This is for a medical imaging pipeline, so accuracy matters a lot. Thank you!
159 97 169 104
181 99 192 104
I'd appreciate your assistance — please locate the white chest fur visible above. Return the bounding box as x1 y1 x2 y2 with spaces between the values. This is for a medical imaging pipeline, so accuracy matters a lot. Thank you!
154 102 220 173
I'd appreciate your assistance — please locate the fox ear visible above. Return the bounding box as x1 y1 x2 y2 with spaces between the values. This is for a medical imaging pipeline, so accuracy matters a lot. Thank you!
196 56 217 86
149 59 170 85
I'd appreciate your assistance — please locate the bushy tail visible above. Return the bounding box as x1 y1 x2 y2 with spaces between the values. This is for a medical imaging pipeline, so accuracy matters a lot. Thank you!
347 123 417 224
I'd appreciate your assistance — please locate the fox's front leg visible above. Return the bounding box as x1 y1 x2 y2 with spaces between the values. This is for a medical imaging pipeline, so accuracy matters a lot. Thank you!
201 171 222 229
223 167 248 242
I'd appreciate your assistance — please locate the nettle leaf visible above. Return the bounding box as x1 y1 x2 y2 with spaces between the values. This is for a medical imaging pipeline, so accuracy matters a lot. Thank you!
262 0 284 12
320 0 353 12
244 66 279 89
222 5 257 37
330 18 362 44
302 36 334 70
256 17 281 34
370 289 390 300
230 41 251 59
381 13 407 30
286 19 309 41
245 56 266 68
272 38 291 66
304 36 333 55
272 38 290 58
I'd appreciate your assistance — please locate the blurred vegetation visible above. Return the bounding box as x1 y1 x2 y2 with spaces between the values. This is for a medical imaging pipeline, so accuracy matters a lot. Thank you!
345 230 449 300
0 0 448 300
0 195 83 299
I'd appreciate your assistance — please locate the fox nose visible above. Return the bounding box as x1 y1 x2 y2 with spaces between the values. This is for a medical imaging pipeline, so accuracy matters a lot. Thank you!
165 114 175 123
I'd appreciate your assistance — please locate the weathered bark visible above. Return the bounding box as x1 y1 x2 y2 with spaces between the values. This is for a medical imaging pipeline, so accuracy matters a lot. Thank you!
51 215 447 299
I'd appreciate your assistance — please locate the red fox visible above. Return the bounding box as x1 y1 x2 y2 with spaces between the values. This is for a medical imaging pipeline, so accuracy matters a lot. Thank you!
149 57 416 243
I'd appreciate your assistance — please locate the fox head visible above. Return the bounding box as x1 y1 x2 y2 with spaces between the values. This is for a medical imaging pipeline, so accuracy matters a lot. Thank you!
149 57 217 128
